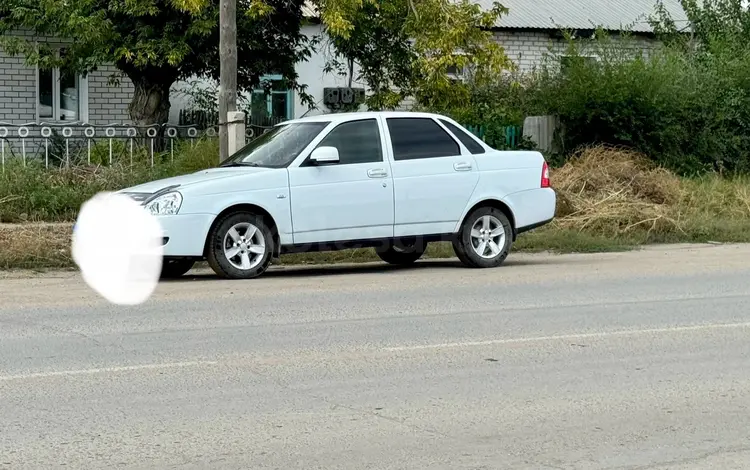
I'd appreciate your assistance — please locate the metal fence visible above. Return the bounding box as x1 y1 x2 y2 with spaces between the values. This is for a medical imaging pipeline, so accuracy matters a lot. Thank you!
178 110 286 136
465 125 524 149
0 114 286 171
0 121 265 172
0 117 523 172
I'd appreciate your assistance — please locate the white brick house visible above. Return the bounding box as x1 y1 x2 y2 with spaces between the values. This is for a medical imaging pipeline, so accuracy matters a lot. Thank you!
487 0 688 72
0 31 133 126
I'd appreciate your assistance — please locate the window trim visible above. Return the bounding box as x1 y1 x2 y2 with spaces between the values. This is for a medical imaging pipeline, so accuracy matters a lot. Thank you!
386 116 462 161
250 74 293 120
437 118 487 155
300 117 384 167
446 64 466 83
35 65 89 124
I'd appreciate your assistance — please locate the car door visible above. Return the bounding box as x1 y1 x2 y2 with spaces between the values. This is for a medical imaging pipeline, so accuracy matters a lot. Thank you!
384 116 479 237
287 118 395 244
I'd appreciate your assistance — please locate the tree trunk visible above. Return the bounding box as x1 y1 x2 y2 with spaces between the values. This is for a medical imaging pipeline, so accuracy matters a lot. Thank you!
128 79 172 128
127 77 174 154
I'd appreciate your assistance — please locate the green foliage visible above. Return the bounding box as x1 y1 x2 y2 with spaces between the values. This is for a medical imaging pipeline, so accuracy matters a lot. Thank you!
516 25 750 174
427 68 546 150
0 0 312 124
321 0 416 110
410 0 750 173
0 139 218 223
652 0 750 53
317 0 513 111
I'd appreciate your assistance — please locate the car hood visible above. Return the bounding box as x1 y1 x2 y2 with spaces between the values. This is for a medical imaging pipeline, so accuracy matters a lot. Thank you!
120 167 272 195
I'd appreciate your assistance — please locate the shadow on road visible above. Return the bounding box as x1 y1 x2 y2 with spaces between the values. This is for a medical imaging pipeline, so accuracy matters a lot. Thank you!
163 257 556 283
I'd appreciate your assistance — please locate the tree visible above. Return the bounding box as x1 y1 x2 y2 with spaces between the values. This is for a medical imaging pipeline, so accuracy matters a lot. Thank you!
0 0 312 127
652 0 750 52
316 0 512 112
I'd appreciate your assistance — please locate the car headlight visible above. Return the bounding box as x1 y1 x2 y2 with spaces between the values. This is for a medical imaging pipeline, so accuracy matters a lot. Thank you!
144 191 183 216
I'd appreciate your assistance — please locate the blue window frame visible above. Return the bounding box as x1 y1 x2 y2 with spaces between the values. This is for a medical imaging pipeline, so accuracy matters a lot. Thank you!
250 74 293 121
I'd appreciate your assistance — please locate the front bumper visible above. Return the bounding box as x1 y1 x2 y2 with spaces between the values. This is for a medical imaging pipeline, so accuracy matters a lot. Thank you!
155 213 215 257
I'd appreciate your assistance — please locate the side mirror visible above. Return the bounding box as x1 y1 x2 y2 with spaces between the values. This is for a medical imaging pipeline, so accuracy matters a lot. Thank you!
309 146 340 165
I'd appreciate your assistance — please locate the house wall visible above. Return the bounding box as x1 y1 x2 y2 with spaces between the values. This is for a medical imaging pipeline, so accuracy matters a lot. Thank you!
292 23 369 118
0 51 37 124
168 23 371 124
87 65 134 125
0 31 133 126
493 29 661 72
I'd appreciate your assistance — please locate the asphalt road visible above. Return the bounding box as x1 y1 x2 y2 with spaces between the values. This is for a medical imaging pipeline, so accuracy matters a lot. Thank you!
2 244 750 469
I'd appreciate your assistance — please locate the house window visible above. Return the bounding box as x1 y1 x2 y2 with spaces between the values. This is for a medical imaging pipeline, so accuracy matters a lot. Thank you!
37 64 87 122
446 65 465 82
249 75 293 125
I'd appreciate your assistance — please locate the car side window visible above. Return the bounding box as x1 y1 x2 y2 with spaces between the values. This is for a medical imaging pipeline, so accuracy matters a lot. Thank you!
386 117 461 161
314 119 382 164
439 119 486 154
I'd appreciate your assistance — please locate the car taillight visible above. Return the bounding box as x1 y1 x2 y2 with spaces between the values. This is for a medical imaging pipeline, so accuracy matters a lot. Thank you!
541 161 550 188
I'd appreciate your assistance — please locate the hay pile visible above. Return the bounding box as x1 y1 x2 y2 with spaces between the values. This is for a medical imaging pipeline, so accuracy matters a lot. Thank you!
552 145 684 235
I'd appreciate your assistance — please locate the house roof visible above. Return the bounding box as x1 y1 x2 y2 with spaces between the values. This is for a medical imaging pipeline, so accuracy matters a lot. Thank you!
483 0 690 32
302 0 690 33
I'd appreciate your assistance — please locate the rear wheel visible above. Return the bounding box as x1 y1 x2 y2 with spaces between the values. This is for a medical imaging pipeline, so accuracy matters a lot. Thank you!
206 212 274 279
453 207 512 268
160 259 195 279
376 239 427 266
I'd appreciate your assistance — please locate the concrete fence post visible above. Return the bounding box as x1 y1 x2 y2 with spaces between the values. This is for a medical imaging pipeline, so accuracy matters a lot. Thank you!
227 111 246 156
523 115 559 153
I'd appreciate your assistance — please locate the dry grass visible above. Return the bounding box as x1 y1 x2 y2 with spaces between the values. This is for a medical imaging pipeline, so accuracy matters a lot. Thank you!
551 145 750 242
0 223 627 270
0 223 72 269
2 145 750 270
552 145 685 235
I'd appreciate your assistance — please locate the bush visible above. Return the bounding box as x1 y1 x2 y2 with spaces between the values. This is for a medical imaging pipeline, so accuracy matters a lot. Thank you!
419 69 546 150
0 139 218 223
423 19 750 175
529 31 750 175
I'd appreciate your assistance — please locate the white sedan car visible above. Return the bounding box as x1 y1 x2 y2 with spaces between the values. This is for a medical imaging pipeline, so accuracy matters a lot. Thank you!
121 111 556 279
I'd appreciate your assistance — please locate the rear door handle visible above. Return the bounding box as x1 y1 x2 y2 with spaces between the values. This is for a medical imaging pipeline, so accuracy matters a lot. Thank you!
368 168 388 178
454 162 472 171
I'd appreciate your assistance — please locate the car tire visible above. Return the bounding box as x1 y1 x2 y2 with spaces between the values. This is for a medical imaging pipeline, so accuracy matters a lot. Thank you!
206 211 274 279
160 259 195 279
452 206 512 268
376 240 427 266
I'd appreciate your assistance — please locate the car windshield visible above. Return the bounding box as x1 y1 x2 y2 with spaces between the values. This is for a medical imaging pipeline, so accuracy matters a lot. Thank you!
220 121 330 168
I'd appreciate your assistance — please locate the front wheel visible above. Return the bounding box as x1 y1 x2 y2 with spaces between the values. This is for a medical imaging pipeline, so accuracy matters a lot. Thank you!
160 259 195 279
376 240 427 265
452 207 512 268
206 212 274 279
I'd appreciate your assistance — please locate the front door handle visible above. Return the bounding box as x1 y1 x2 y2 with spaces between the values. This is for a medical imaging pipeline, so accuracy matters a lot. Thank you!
368 168 388 178
454 162 472 171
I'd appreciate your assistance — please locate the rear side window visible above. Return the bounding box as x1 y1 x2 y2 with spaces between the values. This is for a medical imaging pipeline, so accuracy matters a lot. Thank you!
439 119 486 154
386 118 460 161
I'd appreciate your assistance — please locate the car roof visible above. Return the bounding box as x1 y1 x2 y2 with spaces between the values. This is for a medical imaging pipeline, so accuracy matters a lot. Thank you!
281 111 451 126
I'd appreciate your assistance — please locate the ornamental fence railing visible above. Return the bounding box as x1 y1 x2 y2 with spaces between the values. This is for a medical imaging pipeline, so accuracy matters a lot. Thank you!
0 118 278 171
